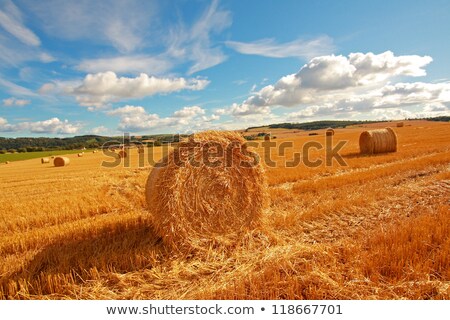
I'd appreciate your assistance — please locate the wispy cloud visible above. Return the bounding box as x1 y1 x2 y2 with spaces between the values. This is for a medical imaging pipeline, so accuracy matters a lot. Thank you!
0 76 38 96
166 0 231 74
21 0 156 53
2 97 31 106
226 35 335 59
76 55 173 76
0 0 40 46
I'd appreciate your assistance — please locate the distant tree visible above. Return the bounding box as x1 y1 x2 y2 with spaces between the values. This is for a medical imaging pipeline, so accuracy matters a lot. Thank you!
7 149 16 153
17 147 27 153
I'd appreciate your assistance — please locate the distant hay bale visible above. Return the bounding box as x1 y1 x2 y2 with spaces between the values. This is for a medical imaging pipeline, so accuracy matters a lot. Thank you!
359 127 397 154
397 122 404 127
264 134 271 141
309 132 318 136
118 150 127 158
51 156 55 159
5 161 9 164
77 153 83 157
145 130 267 251
326 128 335 136
41 157 50 164
54 157 70 167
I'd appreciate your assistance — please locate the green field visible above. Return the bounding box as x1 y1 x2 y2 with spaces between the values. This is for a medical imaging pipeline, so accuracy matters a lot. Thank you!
0 150 93 163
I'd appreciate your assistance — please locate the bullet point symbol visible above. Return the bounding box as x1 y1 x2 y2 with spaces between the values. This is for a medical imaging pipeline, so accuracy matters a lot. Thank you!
261 307 265 311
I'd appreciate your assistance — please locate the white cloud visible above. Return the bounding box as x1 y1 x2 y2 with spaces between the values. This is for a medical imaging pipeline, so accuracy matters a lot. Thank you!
229 102 271 117
107 104 219 132
173 105 205 118
0 76 37 96
76 55 173 76
91 125 108 135
226 35 335 59
48 72 210 109
106 105 146 116
0 0 40 46
166 0 231 74
2 97 30 106
21 0 156 53
0 117 82 134
38 52 56 63
226 51 435 118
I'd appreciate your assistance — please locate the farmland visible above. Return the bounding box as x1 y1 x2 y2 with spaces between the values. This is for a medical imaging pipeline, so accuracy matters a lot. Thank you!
0 149 93 163
0 120 449 299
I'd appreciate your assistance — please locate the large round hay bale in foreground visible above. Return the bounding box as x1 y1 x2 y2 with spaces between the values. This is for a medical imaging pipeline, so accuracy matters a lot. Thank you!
41 157 50 164
54 157 70 167
359 127 397 154
325 128 335 136
145 130 267 251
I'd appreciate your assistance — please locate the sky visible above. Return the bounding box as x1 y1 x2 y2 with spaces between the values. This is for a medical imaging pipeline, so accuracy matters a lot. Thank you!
0 0 449 137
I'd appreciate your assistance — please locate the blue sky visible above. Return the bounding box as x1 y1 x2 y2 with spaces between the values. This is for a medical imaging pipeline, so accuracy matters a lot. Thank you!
0 0 449 137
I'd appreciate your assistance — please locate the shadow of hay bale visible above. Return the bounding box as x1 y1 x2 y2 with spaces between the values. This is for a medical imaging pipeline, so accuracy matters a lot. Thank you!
0 218 165 298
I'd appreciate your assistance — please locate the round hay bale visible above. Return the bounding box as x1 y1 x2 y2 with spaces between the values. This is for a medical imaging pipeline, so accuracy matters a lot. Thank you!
77 153 83 157
41 157 50 164
359 127 397 154
397 122 404 127
54 157 70 167
264 134 271 141
325 128 335 136
51 156 55 159
118 150 127 158
145 130 267 251
138 148 144 154
5 161 10 164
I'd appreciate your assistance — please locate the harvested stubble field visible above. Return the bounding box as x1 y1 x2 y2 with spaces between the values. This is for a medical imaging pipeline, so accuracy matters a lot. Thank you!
0 120 449 299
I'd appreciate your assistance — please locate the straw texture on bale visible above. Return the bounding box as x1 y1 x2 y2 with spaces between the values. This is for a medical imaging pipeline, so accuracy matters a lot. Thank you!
41 157 50 164
326 128 335 136
359 127 397 154
397 122 404 127
118 150 127 158
145 130 267 251
138 148 144 154
54 157 70 167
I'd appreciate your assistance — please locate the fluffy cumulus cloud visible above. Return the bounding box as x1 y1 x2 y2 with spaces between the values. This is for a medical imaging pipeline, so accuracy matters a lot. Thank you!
226 35 335 59
173 106 205 118
106 104 219 132
0 117 82 134
42 72 210 110
226 51 449 120
2 97 30 106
